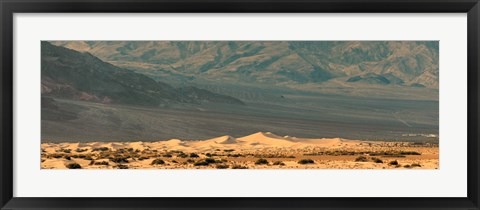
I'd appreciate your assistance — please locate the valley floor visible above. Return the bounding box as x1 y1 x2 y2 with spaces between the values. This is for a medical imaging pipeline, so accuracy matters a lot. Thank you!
41 132 439 169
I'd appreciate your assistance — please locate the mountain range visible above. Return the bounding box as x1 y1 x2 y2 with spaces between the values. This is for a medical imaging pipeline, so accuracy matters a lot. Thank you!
50 41 439 89
41 42 244 106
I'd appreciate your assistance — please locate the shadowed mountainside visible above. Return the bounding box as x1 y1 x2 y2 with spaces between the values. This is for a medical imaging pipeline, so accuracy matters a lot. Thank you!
41 42 244 106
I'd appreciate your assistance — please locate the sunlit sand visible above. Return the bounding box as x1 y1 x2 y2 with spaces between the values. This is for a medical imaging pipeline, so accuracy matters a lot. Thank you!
41 132 439 170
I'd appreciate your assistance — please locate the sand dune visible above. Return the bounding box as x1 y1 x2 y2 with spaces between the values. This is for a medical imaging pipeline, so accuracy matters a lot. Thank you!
41 132 439 169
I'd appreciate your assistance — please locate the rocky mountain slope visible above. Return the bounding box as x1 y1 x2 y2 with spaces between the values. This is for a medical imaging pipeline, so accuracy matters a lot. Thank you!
51 41 439 89
41 42 244 106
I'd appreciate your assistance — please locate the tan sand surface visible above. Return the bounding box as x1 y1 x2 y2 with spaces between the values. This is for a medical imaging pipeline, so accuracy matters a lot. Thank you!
41 132 439 170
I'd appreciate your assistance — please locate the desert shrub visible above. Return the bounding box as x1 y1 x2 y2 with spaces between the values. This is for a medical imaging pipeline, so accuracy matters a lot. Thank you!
94 161 109 166
92 147 109 152
189 153 200 158
110 157 129 163
381 155 406 158
204 158 217 164
66 163 81 169
399 151 421 155
298 159 315 164
177 153 188 158
287 155 296 158
273 161 285 166
65 156 71 160
163 154 172 158
138 156 149 161
216 164 229 169
411 163 422 167
115 164 129 169
224 149 235 152
355 156 368 162
372 158 384 163
76 148 88 153
227 154 242 158
127 148 134 152
193 161 209 166
51 154 63 159
231 165 248 169
62 149 71 153
186 159 195 163
205 153 213 157
255 158 269 165
388 160 399 166
84 156 93 160
404 165 412 168
172 160 178 163
151 159 165 165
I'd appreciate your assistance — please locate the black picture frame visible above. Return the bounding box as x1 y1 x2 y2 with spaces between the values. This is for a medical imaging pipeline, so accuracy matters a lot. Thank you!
1 0 479 209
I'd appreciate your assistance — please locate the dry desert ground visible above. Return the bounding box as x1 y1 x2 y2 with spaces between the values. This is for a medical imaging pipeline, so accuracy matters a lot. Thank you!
41 132 439 170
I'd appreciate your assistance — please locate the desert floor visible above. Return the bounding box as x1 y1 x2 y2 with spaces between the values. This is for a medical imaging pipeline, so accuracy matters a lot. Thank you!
41 132 439 169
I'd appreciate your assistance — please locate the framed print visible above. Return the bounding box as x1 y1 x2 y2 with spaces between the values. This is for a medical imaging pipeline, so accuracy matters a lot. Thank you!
1 0 479 209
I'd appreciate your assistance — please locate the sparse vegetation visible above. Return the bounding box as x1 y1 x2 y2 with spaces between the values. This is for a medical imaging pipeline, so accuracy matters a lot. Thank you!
255 158 269 165
273 161 285 166
92 147 109 152
298 159 315 164
193 161 209 166
115 164 129 169
355 156 368 162
232 165 248 169
189 153 200 158
204 158 217 164
388 160 399 166
76 148 88 153
216 164 229 169
138 156 149 160
372 157 384 163
66 163 81 169
411 163 422 167
109 157 129 163
151 159 165 165
177 153 188 158
94 161 109 166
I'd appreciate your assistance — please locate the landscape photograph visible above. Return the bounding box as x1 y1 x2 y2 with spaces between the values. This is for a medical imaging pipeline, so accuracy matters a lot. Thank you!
41 41 439 169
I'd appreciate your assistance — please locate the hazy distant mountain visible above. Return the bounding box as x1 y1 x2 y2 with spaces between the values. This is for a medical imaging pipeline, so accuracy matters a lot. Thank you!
41 42 244 106
51 41 439 89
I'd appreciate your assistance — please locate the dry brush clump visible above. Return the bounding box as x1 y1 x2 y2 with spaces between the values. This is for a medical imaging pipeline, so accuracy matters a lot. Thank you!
109 157 129 164
298 159 315 164
65 163 81 169
193 160 209 166
255 158 269 165
216 164 229 169
231 165 248 169
92 147 109 152
354 156 368 162
388 160 399 166
94 161 109 166
76 148 88 153
371 157 384 163
272 161 286 166
115 164 129 169
151 159 165 165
